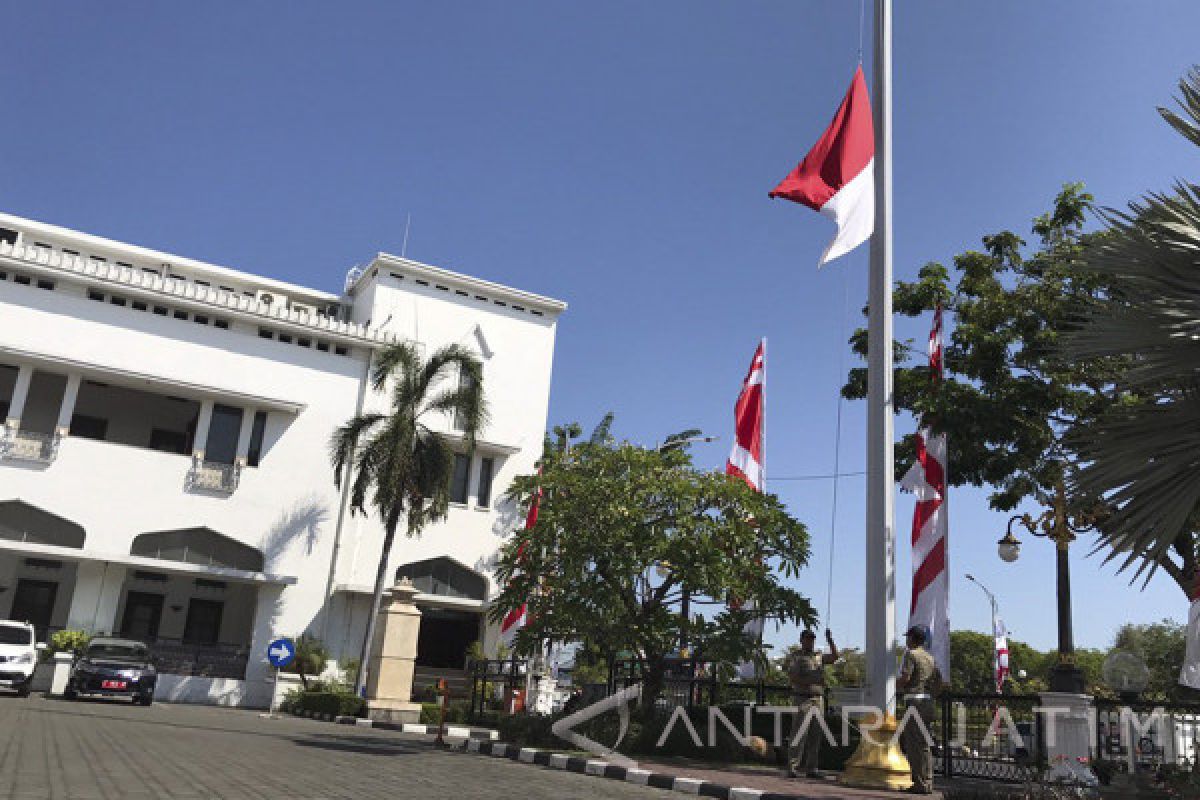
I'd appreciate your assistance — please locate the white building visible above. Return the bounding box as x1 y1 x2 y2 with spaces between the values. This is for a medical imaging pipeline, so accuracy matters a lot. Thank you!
0 211 564 707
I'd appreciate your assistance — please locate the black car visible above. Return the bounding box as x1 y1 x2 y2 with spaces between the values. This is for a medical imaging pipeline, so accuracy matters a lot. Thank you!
64 637 157 705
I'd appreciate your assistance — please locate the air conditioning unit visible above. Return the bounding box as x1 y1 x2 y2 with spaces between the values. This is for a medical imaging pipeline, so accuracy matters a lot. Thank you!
290 302 316 317
255 289 288 308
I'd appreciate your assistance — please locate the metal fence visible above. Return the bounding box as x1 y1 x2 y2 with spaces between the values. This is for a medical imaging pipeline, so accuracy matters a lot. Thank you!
1095 698 1200 775
934 693 1044 783
467 658 527 720
608 657 794 708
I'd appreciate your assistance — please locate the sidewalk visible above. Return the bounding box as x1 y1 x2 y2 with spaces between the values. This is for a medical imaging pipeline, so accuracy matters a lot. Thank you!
635 759 945 799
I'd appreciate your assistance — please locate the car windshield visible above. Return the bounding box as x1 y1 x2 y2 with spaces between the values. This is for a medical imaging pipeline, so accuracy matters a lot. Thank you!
86 643 148 661
0 625 32 646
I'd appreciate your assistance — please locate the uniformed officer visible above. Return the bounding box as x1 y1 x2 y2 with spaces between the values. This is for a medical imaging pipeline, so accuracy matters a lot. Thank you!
787 629 839 779
897 625 943 795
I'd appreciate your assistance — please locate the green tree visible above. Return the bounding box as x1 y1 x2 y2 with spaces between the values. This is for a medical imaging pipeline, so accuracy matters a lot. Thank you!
1112 619 1189 702
1061 69 1200 596
490 428 816 709
844 184 1120 513
330 341 487 696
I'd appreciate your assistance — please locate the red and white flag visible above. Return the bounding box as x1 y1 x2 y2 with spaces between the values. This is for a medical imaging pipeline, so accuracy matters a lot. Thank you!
726 340 766 679
499 487 541 647
769 66 875 267
900 306 949 675
994 617 1010 693
726 340 765 491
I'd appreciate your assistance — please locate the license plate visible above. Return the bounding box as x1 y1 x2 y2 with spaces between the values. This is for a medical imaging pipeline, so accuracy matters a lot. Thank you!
101 680 127 690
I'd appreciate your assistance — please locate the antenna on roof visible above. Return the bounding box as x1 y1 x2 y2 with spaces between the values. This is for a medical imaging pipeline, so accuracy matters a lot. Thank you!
401 213 412 259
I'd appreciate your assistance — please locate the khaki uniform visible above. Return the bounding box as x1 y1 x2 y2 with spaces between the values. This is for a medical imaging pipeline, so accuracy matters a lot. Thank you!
899 646 941 794
787 650 828 775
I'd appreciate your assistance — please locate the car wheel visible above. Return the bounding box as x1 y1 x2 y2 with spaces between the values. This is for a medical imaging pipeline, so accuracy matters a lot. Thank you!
137 694 153 706
15 684 30 698
63 687 77 700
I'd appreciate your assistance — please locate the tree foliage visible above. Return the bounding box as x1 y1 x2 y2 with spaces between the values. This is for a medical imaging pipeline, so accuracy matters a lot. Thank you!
844 184 1121 512
1062 68 1200 594
1112 619 1190 702
490 421 816 706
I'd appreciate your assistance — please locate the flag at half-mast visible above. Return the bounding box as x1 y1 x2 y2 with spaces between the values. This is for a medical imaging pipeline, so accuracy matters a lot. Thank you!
900 306 950 675
726 339 765 491
726 340 765 679
769 66 875 267
499 486 541 647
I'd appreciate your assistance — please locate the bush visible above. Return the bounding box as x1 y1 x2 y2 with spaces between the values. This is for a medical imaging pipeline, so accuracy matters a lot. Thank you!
419 700 471 725
45 630 90 662
285 689 365 718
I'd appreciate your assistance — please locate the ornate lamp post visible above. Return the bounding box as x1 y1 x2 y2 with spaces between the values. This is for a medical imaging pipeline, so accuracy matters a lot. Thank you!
995 480 1101 694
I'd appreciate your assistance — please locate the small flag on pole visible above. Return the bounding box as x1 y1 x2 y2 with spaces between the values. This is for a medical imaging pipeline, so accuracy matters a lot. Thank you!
500 487 541 647
994 618 1010 693
769 66 875 267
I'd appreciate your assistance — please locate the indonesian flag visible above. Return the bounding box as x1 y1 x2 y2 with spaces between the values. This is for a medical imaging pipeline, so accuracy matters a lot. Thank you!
726 340 765 491
900 306 950 676
726 340 765 679
994 617 1010 693
769 66 875 267
499 487 540 647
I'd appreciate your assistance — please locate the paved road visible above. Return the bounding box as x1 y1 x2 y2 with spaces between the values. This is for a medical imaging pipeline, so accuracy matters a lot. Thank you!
0 695 674 800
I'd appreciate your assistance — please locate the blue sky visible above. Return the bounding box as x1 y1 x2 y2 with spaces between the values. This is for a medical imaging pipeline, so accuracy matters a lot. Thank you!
2 2 1196 659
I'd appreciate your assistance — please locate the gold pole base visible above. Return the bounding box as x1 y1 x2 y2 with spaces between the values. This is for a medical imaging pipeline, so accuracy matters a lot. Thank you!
838 713 913 792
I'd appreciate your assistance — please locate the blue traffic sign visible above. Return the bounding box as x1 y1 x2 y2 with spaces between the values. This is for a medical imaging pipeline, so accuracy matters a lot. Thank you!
267 637 296 669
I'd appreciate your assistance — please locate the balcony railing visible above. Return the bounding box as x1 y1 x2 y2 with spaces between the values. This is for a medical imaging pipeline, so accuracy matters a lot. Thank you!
187 459 241 494
0 429 60 464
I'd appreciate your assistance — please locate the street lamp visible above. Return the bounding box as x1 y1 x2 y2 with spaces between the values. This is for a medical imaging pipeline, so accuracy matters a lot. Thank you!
994 480 1103 694
966 573 1002 691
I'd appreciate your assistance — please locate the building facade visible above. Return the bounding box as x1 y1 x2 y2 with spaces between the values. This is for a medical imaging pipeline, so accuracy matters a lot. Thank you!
0 212 564 706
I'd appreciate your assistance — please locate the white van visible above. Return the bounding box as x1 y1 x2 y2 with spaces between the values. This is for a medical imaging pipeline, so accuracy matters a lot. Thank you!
0 620 42 697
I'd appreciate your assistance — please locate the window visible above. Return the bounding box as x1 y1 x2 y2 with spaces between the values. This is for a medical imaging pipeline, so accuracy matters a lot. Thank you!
131 300 148 311
316 341 329 352
14 274 30 285
153 306 168 316
36 279 53 290
297 337 311 348
69 414 108 441
148 428 189 455
258 328 274 339
110 295 127 307
193 314 209 325
204 404 243 466
449 454 470 504
278 333 293 344
173 310 188 320
183 598 223 644
87 289 105 302
246 411 267 467
334 346 348 356
453 369 478 431
477 457 495 508
213 319 229 330
0 227 17 245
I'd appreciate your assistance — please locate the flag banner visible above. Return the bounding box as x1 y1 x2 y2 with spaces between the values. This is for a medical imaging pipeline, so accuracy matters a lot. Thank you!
726 340 766 679
726 339 765 491
994 617 1010 693
1181 575 1200 689
901 306 949 675
500 487 541 647
769 66 875 266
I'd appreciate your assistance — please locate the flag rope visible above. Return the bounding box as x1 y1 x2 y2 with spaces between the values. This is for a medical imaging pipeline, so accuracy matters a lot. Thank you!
824 268 851 632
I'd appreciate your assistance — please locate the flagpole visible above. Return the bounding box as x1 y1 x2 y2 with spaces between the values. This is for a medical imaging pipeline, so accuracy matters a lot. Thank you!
864 0 895 716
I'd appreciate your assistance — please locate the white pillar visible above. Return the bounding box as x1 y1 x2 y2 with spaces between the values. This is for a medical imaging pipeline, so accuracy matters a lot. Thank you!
55 373 82 436
192 399 215 460
865 0 897 716
234 407 257 465
66 561 127 635
246 583 285 708
6 365 33 429
1040 692 1098 786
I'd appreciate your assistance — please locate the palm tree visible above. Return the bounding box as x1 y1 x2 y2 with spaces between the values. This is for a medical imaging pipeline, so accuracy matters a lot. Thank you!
1063 69 1200 596
331 341 487 696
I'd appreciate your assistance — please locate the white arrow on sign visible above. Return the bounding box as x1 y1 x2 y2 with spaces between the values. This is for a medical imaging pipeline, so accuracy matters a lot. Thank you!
269 643 292 661
550 682 642 769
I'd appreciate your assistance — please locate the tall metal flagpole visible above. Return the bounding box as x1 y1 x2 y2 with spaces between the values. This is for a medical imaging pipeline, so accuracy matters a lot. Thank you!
865 0 895 716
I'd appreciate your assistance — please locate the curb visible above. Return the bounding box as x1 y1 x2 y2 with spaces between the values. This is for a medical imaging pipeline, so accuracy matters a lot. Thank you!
460 738 823 800
289 710 498 740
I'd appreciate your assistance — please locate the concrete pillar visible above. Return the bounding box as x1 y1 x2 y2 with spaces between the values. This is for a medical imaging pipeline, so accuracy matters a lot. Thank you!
49 652 73 696
55 373 82 436
5 365 33 429
1040 691 1099 786
192 399 215 460
66 561 127 635
234 407 257 466
365 578 423 724
245 583 285 708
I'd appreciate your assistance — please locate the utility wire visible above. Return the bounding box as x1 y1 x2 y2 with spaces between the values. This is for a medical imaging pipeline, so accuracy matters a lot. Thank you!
766 471 865 482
